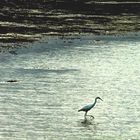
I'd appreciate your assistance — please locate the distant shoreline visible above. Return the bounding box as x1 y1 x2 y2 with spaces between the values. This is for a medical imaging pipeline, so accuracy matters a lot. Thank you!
0 1 139 43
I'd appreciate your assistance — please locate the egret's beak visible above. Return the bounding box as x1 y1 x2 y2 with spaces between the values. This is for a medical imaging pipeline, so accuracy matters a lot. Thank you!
100 98 103 101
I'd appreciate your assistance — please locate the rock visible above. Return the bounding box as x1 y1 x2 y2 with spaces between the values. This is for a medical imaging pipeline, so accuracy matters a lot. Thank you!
7 80 18 83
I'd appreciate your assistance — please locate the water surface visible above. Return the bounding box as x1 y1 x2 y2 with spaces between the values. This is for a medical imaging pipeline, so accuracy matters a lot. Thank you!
0 34 140 140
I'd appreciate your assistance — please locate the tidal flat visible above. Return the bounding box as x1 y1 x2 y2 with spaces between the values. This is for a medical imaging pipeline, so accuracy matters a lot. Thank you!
0 1 140 140
0 0 140 43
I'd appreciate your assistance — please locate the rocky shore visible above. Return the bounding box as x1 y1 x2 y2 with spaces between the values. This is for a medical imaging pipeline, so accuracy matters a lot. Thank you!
0 0 140 43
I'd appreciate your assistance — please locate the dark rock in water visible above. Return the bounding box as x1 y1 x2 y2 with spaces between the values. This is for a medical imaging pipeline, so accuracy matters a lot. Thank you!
9 50 17 55
7 80 18 83
95 39 101 42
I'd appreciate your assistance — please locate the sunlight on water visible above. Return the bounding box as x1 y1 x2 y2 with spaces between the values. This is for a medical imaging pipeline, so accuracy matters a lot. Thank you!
0 34 140 140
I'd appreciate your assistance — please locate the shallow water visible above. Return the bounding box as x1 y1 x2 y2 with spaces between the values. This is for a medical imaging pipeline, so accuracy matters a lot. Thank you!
0 34 140 140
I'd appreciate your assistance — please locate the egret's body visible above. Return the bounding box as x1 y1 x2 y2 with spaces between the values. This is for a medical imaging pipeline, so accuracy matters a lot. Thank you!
78 97 103 122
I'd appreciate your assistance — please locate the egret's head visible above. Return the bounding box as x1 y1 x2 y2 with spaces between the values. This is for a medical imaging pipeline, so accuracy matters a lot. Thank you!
95 97 103 101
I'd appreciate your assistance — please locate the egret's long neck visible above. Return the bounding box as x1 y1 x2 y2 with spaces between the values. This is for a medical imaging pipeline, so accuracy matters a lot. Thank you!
91 98 97 108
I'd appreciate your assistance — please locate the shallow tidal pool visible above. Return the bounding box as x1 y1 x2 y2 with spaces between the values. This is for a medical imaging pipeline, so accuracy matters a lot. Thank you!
0 34 140 140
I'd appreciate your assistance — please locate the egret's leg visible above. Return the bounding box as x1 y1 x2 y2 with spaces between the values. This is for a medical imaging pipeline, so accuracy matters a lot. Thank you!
84 112 87 120
82 112 87 123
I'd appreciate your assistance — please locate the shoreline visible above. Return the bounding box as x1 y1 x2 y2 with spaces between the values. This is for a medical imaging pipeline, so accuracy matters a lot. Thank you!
0 31 140 53
0 1 140 43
